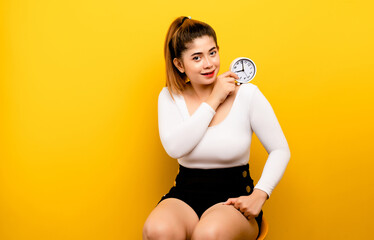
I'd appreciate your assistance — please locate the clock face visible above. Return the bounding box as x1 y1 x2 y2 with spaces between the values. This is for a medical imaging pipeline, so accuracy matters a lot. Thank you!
230 57 256 84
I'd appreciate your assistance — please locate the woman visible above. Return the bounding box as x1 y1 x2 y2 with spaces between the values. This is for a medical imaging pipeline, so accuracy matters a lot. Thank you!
143 16 291 240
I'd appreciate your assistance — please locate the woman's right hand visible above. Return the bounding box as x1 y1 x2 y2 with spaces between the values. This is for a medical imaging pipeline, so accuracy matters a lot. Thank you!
210 71 239 104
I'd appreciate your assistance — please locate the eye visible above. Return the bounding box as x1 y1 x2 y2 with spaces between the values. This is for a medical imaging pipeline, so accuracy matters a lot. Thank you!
210 51 217 56
193 56 201 61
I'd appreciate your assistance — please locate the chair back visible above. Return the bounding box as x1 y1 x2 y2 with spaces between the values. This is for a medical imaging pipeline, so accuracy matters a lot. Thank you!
256 215 268 240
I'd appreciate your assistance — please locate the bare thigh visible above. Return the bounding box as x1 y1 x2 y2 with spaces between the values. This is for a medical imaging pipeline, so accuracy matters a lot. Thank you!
191 202 259 240
143 198 199 240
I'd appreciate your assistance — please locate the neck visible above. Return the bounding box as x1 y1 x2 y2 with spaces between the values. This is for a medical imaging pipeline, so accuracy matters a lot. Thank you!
188 81 214 102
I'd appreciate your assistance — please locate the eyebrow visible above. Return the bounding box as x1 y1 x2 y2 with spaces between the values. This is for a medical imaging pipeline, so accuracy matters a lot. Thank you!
190 47 217 57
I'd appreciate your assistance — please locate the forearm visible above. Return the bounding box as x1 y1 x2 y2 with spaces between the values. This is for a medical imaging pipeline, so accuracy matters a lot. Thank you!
254 148 291 197
159 102 216 159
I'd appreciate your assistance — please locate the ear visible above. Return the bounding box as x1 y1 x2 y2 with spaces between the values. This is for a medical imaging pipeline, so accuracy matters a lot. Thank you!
173 58 185 73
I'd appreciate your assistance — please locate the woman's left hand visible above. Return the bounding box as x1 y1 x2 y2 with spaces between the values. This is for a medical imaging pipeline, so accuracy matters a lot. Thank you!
222 189 268 220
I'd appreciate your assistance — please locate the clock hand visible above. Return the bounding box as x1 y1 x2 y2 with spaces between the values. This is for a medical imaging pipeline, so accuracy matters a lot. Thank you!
242 62 247 76
243 65 248 77
237 62 244 72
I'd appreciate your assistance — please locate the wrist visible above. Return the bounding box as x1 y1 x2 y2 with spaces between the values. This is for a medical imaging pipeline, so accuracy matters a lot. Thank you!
253 188 269 200
205 96 220 111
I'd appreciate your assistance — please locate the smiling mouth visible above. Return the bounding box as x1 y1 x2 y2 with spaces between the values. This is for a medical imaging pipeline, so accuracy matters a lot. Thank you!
201 70 215 75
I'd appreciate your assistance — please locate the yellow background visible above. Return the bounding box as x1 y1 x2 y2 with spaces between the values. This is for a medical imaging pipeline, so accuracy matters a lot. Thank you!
1 0 373 239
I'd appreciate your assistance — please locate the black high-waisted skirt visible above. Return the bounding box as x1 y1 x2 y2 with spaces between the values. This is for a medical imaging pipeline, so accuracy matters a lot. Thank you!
157 163 263 238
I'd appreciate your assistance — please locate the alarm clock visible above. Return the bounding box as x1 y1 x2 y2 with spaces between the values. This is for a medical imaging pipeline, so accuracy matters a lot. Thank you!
229 57 257 85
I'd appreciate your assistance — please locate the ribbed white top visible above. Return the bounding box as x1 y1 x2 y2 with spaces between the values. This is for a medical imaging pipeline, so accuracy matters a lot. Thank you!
157 83 291 197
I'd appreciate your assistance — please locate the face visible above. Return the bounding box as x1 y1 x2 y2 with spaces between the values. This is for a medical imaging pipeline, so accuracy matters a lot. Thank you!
173 35 220 86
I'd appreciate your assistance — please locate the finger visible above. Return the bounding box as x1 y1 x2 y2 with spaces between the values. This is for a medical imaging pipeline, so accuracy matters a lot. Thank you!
235 202 241 208
218 76 236 83
221 71 240 79
222 77 236 84
224 198 236 205
234 201 241 209
229 77 238 83
230 71 240 79
223 198 237 205
245 210 259 219
241 210 253 219
222 199 230 205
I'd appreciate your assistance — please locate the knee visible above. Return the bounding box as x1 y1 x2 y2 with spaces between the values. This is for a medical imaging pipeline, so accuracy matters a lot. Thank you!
191 224 223 240
142 220 183 240
142 221 170 240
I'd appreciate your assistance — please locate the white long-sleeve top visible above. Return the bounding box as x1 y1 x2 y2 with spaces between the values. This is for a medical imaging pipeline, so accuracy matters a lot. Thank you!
158 82 291 197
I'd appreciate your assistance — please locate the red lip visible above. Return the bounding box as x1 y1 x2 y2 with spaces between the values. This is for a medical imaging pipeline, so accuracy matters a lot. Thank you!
201 70 215 76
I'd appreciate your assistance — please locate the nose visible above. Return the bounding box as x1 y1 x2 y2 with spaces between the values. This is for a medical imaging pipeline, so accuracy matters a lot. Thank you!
203 56 213 69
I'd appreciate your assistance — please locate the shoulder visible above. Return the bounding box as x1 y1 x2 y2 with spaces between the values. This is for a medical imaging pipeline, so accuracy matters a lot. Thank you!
240 82 259 92
158 87 170 100
158 87 179 103
159 87 169 96
239 83 259 101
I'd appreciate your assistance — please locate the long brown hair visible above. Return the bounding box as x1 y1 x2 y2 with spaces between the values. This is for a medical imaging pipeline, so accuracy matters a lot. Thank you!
164 16 219 100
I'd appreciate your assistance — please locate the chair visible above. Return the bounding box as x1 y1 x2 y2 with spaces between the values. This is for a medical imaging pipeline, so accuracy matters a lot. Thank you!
257 215 269 240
